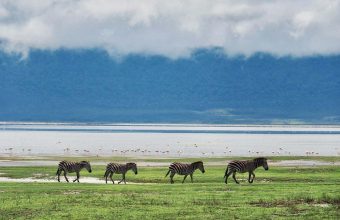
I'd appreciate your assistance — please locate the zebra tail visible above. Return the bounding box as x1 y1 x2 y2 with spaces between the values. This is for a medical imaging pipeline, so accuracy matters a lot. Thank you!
224 167 228 179
104 170 109 177
165 170 170 177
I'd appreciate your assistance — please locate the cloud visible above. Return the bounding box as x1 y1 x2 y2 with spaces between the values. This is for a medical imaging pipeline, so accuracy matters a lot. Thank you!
0 0 339 58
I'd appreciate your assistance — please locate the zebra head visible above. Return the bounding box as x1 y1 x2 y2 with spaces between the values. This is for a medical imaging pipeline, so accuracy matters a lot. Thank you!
80 161 92 173
127 163 138 174
255 157 269 171
193 161 205 173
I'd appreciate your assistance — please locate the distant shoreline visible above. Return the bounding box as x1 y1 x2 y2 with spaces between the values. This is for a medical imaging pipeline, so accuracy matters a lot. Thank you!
1 121 340 127
1 122 340 134
0 156 339 167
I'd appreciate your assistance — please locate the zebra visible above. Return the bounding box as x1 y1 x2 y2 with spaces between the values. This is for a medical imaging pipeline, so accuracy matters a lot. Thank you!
56 161 92 183
104 162 138 184
224 157 268 184
165 161 205 184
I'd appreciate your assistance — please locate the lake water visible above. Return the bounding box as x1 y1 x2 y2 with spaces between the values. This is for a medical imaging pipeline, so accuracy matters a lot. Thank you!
0 123 339 157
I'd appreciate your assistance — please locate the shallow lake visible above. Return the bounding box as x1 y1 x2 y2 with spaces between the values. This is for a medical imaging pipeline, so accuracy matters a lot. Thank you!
0 123 339 157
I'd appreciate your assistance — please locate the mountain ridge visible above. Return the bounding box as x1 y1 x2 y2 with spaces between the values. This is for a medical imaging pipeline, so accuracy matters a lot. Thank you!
1 49 339 124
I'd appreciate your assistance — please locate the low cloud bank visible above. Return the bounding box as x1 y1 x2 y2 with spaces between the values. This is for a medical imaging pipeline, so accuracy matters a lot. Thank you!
0 0 340 58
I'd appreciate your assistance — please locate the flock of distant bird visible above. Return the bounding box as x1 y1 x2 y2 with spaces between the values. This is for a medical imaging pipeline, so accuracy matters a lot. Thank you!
2 144 331 157
3 147 32 153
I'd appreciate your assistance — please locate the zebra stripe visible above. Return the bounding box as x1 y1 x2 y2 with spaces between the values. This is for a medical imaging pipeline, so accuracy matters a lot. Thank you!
224 157 268 184
104 162 138 184
165 161 205 184
56 161 92 183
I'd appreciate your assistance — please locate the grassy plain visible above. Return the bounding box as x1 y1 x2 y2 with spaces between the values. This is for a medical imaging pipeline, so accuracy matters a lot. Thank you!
0 161 339 219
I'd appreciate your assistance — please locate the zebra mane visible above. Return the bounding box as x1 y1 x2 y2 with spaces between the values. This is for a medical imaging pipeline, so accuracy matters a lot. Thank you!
191 161 203 167
253 157 267 164
80 161 89 164
126 162 136 166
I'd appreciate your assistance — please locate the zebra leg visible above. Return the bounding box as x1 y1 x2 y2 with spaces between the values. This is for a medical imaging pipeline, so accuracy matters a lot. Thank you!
224 170 233 184
248 172 252 183
63 171 69 182
232 172 239 184
109 172 114 184
170 172 175 184
56 169 61 182
104 170 109 184
182 175 188 184
190 174 193 183
250 172 255 183
118 174 125 184
73 172 80 182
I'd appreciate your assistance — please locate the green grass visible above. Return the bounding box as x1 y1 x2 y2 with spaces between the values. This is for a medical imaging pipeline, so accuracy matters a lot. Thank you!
0 165 339 219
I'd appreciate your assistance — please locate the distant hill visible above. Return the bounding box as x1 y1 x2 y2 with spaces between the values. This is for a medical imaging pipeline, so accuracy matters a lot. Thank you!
1 49 339 124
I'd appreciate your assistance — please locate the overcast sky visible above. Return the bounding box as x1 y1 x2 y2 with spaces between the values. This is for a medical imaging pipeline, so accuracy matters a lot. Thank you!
0 0 340 58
